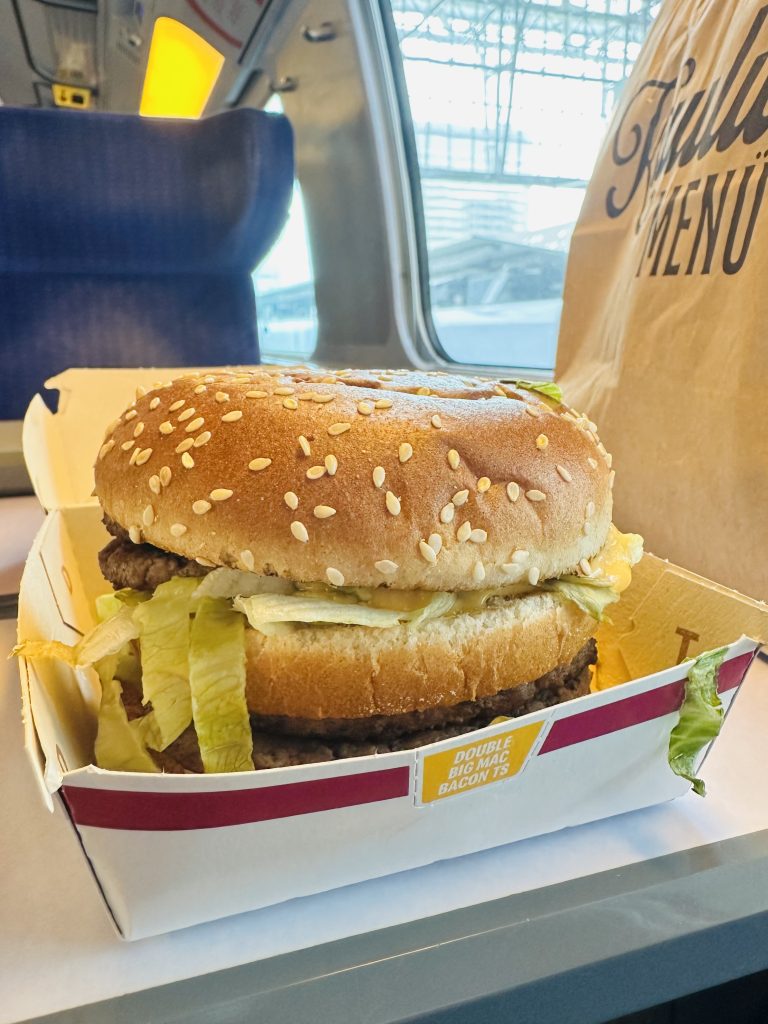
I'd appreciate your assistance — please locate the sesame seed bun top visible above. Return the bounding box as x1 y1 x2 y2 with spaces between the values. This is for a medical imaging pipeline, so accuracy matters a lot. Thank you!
94 366 614 590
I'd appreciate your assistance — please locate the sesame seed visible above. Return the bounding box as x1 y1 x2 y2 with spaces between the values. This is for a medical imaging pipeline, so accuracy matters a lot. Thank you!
313 394 335 404
419 539 437 564
196 557 216 567
580 558 592 576
452 489 469 506
222 410 243 422
282 398 299 410
428 533 442 554
159 421 175 435
512 550 529 563
203 376 216 384
298 393 316 402
528 567 541 585
501 564 524 580
210 488 233 502
128 526 141 544
440 503 455 524
583 522 591 535
246 390 267 399
133 422 145 438
193 384 206 395
385 491 401 515
240 549 255 571
375 559 398 575
129 447 140 466
192 500 211 515
121 439 135 452
477 477 491 492
274 386 295 396
399 442 413 463
177 407 195 422
431 414 442 429
249 457 272 472
125 409 138 421
193 431 211 448
314 505 336 519
358 401 373 416
175 438 194 453
588 457 598 469
215 392 229 403
586 501 595 518
135 448 153 466
136 386 147 399
526 489 546 501
149 396 161 409
605 452 613 468
142 505 154 526
98 440 115 460
325 454 338 476
373 466 385 488
556 465 573 483
298 435 311 457
328 422 351 436
448 449 460 470
170 523 187 537
326 567 345 586
473 561 486 584
284 491 299 510
185 416 205 433
149 475 161 495
306 465 326 480
457 521 472 543
417 386 431 396
320 375 337 384
536 434 549 449
375 398 393 409
506 482 520 502
525 405 541 418
169 400 185 412
291 520 309 543
181 452 195 469
609 469 616 487
469 528 487 544
597 442 607 457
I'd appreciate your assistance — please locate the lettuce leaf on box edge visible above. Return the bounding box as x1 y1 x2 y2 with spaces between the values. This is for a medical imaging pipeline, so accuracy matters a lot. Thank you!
668 647 727 796
189 597 253 773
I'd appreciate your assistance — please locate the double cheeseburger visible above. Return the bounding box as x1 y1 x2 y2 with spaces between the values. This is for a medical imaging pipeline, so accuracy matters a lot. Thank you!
22 367 643 773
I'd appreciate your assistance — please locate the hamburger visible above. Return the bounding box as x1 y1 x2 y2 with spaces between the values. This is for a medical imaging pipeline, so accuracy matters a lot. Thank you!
19 366 643 774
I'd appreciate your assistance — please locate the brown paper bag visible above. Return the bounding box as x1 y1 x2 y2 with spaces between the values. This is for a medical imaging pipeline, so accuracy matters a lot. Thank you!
557 0 768 601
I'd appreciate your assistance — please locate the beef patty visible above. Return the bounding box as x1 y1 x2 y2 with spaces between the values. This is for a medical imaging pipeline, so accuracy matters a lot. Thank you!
120 638 597 773
99 517 207 591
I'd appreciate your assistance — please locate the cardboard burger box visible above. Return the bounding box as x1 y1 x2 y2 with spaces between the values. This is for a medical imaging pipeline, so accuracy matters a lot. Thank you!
16 369 768 941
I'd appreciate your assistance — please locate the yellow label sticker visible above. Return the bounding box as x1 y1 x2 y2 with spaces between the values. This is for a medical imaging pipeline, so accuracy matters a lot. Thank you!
419 720 545 804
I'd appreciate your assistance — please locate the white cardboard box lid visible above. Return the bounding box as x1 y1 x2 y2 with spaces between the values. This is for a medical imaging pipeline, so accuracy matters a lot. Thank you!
23 368 206 511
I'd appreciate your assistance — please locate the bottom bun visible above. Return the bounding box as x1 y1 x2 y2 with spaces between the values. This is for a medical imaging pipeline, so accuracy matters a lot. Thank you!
243 592 597 719
124 637 596 774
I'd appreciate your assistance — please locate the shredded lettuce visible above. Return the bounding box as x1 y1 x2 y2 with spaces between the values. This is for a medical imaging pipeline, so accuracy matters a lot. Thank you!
132 577 198 750
511 379 563 403
189 598 253 773
544 576 620 621
193 568 293 600
93 652 158 773
668 647 727 796
13 603 139 667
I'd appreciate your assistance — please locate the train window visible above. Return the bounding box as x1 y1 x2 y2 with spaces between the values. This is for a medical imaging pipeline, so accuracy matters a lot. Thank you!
387 0 659 371
253 98 318 364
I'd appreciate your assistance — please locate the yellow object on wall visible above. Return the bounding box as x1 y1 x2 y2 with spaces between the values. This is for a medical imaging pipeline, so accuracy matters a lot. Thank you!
139 17 224 119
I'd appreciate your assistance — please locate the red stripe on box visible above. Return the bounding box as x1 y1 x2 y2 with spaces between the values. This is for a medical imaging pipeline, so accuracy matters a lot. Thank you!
539 652 753 755
62 766 410 832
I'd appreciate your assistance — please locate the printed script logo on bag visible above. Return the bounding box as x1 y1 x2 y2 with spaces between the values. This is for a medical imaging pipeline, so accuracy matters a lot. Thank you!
607 6 768 278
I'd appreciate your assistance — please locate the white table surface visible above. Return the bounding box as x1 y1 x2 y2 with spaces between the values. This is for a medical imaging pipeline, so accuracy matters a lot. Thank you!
2 495 767 1024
